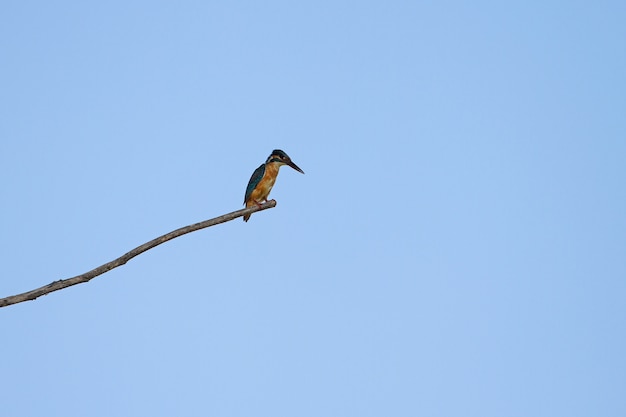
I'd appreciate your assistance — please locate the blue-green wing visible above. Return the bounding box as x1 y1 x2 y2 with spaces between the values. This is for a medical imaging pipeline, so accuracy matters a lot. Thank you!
244 163 265 204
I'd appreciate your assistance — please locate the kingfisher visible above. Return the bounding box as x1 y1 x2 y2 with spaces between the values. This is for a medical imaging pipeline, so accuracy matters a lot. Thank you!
243 149 305 222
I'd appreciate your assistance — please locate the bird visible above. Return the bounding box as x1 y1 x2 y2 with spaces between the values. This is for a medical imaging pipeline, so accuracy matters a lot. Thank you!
243 149 304 222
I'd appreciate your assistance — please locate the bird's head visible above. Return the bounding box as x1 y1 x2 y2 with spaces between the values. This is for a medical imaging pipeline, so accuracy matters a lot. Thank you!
266 149 305 174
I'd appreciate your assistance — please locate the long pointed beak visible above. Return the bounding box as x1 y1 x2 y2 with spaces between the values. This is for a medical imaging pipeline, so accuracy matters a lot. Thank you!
287 160 305 174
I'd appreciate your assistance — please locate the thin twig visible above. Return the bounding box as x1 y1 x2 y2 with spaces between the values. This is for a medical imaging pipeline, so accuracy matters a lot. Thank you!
0 200 277 308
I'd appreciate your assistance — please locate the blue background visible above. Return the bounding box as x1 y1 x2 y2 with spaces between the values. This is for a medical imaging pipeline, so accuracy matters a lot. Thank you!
2 1 625 416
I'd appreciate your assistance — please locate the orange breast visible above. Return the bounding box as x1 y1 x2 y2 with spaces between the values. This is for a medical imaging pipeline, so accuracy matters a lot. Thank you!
246 163 280 206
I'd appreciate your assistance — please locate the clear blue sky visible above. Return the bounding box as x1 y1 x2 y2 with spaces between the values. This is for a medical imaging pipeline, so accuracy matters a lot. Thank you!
2 1 625 416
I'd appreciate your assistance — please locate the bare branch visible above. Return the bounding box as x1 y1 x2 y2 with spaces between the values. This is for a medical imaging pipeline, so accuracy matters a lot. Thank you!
0 200 277 308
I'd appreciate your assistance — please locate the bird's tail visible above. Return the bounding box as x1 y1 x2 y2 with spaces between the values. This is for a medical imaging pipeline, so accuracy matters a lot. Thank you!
243 213 251 222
